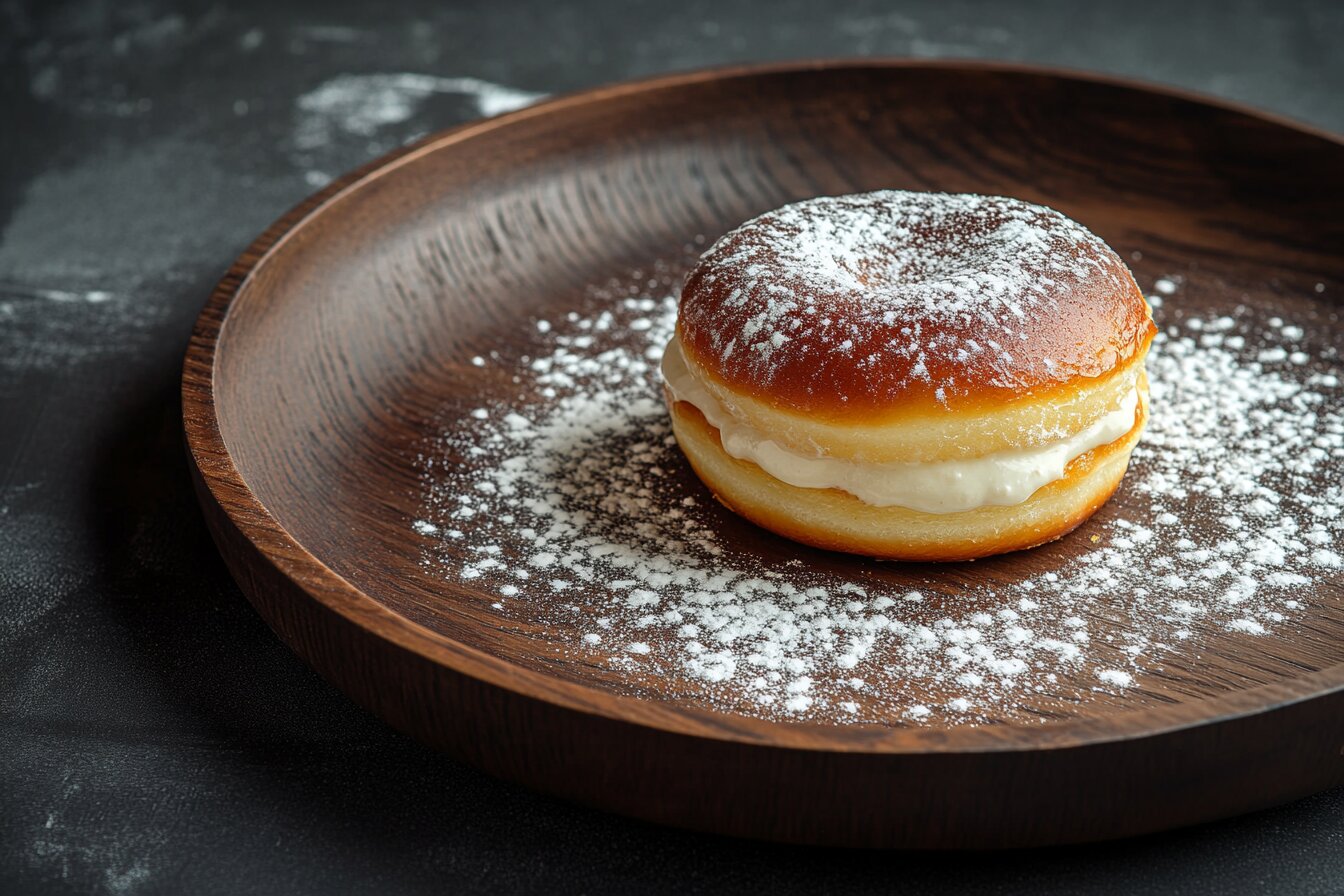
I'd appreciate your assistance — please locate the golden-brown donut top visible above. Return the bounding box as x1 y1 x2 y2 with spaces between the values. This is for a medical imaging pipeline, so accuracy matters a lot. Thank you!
677 191 1155 420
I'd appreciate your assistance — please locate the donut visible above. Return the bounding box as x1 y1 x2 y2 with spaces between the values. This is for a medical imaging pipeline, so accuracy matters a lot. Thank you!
661 191 1156 561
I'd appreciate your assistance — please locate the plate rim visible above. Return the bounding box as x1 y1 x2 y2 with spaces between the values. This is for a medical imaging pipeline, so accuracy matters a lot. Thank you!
183 58 1344 757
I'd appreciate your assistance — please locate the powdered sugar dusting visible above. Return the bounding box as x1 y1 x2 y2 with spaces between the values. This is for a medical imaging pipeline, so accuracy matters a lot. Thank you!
416 266 1343 726
678 192 1141 405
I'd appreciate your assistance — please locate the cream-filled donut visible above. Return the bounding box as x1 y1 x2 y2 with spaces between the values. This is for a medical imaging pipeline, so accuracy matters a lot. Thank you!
663 191 1156 561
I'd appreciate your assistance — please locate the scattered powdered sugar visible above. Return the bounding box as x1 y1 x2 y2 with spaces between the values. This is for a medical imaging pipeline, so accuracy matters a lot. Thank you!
1097 669 1134 687
291 72 546 189
415 266 1343 725
294 73 545 147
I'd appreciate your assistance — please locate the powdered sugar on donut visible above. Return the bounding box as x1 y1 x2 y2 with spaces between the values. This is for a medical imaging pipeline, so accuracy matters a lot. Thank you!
678 191 1150 410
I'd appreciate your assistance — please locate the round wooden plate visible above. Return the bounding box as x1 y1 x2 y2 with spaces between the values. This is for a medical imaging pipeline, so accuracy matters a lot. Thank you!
184 62 1344 848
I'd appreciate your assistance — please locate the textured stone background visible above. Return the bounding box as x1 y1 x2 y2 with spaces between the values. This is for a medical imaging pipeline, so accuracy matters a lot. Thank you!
2 1 1341 892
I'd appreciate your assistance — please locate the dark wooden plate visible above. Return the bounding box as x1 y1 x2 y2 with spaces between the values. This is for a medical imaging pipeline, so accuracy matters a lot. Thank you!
184 62 1344 848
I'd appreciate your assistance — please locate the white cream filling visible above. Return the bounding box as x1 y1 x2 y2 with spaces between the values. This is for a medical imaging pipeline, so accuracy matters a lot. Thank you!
661 337 1140 514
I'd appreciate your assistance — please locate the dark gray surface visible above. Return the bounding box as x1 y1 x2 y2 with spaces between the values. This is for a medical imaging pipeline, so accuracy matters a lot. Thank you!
2 0 1343 892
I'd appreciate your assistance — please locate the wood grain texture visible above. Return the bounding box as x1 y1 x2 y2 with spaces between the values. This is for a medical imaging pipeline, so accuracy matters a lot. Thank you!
182 62 1344 848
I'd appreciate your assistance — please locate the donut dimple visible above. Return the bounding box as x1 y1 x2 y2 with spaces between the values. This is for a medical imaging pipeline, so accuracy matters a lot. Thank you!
678 191 1154 417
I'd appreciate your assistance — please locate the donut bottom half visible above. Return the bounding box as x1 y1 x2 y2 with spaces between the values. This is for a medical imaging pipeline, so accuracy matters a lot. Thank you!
667 393 1149 562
